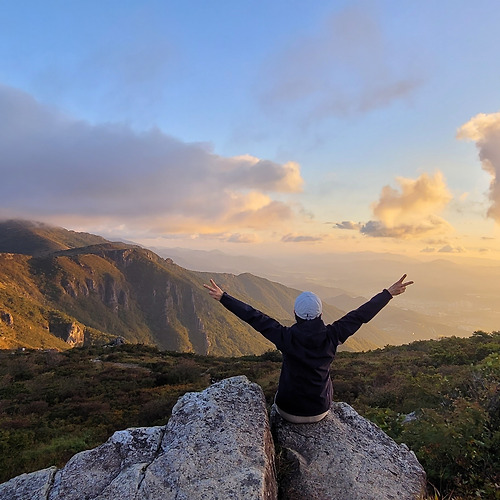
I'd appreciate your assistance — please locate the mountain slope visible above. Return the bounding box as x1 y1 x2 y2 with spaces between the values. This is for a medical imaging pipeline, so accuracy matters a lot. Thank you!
0 220 461 355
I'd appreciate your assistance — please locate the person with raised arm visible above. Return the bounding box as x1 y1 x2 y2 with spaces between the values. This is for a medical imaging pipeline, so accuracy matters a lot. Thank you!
204 275 413 423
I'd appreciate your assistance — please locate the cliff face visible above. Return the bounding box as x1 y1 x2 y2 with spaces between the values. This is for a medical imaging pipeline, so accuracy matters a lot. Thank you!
0 244 276 355
0 376 426 500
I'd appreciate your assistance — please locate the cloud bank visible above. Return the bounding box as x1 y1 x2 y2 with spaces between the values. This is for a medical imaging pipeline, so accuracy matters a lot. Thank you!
0 84 303 239
458 111 500 223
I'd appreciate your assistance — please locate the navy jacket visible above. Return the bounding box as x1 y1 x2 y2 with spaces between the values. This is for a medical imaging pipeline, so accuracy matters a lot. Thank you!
220 289 392 417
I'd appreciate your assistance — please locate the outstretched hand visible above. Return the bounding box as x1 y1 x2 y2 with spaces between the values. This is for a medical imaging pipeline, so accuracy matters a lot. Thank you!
203 279 224 301
387 274 414 296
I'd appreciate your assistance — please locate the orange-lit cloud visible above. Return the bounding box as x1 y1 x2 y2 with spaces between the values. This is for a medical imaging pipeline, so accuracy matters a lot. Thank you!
372 172 452 225
335 172 453 239
457 111 500 223
0 85 304 238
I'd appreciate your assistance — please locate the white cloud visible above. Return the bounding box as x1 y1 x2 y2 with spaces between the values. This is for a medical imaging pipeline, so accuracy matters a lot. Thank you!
0 84 304 237
457 111 500 223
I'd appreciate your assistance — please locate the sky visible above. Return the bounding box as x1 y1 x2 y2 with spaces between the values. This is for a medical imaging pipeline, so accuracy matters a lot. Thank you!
1 0 500 259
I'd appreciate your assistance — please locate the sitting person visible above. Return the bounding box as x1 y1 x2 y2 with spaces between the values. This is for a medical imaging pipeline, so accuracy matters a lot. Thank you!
204 275 413 423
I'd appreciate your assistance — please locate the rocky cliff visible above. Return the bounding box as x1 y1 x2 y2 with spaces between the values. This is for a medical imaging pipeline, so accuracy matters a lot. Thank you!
0 376 426 500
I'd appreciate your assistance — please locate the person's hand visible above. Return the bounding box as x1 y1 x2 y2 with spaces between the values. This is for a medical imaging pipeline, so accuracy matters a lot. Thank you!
387 274 414 296
203 279 224 301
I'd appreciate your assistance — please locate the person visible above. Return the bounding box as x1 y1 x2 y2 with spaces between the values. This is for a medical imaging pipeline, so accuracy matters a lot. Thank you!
203 275 413 424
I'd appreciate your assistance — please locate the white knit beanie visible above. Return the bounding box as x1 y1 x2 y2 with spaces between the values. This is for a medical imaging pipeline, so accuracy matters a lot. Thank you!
294 291 322 320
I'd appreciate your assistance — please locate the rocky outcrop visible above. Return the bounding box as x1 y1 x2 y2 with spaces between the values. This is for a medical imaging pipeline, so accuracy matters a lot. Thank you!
64 322 84 347
49 319 85 347
271 402 426 500
0 376 277 500
0 377 426 500
0 310 14 326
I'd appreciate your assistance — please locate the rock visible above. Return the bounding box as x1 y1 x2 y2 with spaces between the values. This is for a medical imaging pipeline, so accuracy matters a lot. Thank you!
0 379 426 500
0 467 56 500
48 426 165 500
65 322 84 347
138 375 277 499
0 376 277 500
0 311 14 326
271 402 426 500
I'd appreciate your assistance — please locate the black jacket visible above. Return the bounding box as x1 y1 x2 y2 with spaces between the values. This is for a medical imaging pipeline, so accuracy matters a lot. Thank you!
220 289 392 417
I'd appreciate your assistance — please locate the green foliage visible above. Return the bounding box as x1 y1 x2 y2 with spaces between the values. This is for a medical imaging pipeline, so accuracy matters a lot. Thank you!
1 333 499 499
333 331 500 499
0 344 282 484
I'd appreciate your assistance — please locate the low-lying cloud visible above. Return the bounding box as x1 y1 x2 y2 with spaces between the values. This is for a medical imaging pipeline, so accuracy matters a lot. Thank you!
281 233 323 243
335 221 362 230
457 111 500 223
0 84 304 238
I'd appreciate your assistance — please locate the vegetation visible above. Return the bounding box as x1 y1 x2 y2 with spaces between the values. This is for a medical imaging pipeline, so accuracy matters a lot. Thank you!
0 332 499 498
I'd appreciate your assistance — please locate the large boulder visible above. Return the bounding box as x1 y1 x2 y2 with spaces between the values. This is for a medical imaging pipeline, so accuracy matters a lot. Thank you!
0 376 277 500
271 402 426 500
137 375 277 499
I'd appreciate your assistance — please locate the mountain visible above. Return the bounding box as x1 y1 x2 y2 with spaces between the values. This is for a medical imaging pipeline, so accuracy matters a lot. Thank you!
155 246 500 335
0 219 108 256
0 220 466 355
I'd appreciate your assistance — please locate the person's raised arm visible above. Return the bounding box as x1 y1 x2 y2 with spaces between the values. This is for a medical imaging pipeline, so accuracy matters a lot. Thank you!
386 274 414 296
329 274 413 345
203 279 224 301
202 278 286 348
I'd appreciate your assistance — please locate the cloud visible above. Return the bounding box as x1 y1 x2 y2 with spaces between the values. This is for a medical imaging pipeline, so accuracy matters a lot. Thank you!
258 6 422 123
438 245 465 253
334 221 362 230
360 216 451 238
281 234 323 243
360 172 453 238
457 111 500 223
0 84 304 237
372 172 452 224
336 172 453 239
227 233 260 244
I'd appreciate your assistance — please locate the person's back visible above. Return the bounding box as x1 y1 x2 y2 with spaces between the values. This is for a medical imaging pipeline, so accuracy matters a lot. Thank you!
204 275 413 423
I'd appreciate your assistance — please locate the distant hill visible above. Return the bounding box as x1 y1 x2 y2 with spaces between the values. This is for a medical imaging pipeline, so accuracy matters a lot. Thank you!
0 220 463 355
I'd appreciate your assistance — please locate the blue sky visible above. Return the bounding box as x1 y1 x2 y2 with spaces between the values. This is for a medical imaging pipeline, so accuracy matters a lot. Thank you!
1 0 500 258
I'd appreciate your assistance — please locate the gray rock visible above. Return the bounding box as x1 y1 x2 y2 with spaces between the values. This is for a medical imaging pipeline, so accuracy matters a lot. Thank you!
138 375 277 499
0 466 56 500
48 426 165 500
271 402 426 500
